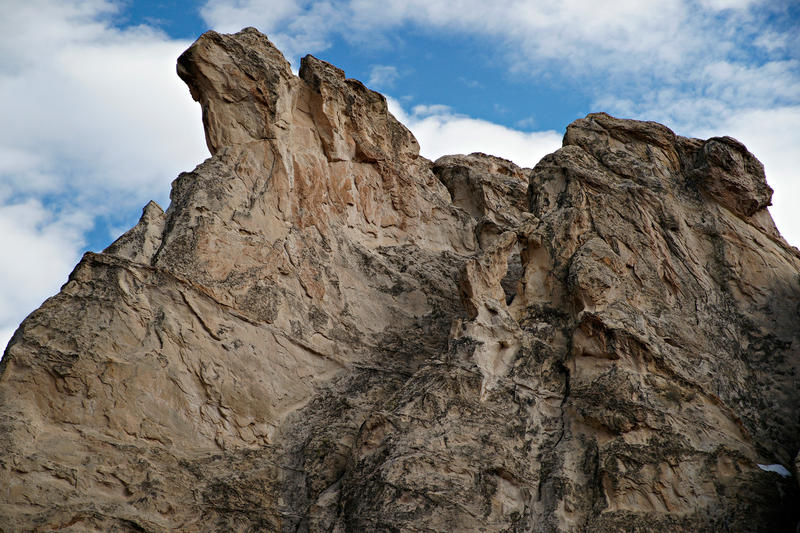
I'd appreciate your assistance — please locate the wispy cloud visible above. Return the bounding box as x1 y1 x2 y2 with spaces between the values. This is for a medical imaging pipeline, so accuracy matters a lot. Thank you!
197 0 797 113
459 77 482 89
367 64 400 89
199 0 783 82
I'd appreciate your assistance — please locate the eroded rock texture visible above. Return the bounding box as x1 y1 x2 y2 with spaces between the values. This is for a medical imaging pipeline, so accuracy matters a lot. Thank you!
1 28 799 532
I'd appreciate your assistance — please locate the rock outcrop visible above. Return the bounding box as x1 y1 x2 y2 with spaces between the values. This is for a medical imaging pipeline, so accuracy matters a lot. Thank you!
1 28 799 532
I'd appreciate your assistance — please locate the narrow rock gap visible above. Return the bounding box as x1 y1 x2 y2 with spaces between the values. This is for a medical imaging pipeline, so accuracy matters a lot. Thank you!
500 244 523 306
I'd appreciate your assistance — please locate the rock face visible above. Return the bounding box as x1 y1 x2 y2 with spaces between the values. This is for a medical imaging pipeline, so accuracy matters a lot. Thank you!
1 28 799 532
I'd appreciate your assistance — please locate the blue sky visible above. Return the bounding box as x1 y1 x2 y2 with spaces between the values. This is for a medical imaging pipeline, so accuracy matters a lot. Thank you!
1 0 798 350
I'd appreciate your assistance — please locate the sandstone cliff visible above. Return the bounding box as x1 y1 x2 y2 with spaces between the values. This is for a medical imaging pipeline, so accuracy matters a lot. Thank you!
1 28 799 532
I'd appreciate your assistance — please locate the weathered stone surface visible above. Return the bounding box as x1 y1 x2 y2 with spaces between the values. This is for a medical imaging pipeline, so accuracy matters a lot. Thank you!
1 29 799 532
104 200 166 263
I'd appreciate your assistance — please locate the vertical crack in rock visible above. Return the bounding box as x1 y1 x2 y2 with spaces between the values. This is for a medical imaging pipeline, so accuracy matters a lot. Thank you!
454 231 524 399
2 29 800 532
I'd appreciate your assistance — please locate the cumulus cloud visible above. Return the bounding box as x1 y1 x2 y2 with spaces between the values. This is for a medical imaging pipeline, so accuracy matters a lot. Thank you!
388 99 562 168
0 0 209 352
1 4 207 202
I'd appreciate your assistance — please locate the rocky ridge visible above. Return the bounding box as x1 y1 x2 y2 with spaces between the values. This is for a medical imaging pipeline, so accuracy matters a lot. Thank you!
1 28 799 532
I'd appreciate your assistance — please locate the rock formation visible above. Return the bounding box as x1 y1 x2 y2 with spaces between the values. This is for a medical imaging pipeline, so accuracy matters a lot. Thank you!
1 28 799 532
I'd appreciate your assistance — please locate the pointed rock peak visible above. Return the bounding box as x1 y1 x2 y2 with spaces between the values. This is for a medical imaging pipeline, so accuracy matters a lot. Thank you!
299 54 347 88
104 200 166 264
176 27 419 163
143 200 164 215
297 52 420 161
177 28 294 154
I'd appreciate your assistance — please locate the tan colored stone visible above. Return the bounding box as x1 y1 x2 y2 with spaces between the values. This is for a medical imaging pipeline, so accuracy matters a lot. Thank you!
1 30 799 532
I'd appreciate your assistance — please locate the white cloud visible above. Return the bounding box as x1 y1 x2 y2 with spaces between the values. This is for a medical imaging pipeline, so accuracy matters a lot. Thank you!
0 18 207 203
753 30 792 54
200 0 303 31
0 199 90 353
0 0 209 353
698 60 799 108
411 104 452 116
388 98 562 168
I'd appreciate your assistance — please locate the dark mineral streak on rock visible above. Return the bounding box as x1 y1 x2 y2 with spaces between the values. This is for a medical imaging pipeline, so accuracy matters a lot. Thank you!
1 28 799 532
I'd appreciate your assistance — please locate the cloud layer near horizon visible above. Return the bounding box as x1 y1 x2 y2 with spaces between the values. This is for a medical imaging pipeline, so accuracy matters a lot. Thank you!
1 0 798 352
